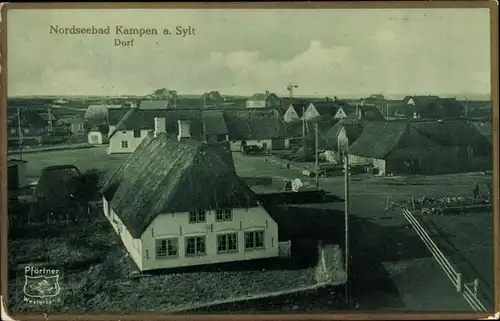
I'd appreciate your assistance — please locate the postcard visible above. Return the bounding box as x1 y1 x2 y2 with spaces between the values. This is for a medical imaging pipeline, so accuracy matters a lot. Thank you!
1 2 498 318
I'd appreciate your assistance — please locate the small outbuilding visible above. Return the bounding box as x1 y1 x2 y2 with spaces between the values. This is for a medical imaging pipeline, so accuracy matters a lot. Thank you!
8 159 28 190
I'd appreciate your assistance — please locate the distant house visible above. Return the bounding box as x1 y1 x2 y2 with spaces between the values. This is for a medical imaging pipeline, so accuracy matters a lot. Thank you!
348 120 491 175
282 100 308 123
246 91 281 109
100 133 279 271
324 119 364 155
303 99 351 121
202 110 229 142
58 116 87 134
341 102 386 121
88 125 109 145
224 108 290 151
464 100 492 120
8 159 28 190
401 95 464 119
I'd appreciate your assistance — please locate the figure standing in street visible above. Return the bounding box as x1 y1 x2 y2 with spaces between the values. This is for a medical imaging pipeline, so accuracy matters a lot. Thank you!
473 182 479 199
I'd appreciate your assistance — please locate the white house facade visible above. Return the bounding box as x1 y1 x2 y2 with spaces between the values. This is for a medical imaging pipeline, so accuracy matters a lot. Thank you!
103 199 278 271
303 103 321 120
283 105 302 123
88 130 105 145
108 129 150 154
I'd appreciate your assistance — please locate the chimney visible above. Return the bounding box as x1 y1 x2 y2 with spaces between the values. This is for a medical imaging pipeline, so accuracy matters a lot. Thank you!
177 120 191 141
154 117 166 137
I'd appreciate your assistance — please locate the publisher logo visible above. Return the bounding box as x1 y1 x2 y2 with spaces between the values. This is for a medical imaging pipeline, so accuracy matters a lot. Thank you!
23 266 62 305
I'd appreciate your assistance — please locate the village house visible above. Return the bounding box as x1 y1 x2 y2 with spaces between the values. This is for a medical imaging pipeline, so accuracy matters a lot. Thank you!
84 104 123 126
348 120 491 175
8 159 28 190
303 100 338 121
282 100 309 123
58 116 87 134
401 95 464 119
322 119 364 164
246 91 281 109
224 108 290 151
88 125 110 145
107 107 219 154
100 132 279 271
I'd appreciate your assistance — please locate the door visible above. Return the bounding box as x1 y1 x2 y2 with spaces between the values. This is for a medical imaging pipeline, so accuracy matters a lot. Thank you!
8 165 19 190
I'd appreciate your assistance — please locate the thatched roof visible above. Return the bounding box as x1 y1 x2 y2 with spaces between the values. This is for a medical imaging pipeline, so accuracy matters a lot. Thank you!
349 120 488 159
108 108 206 140
139 100 170 109
326 119 364 150
224 108 288 140
309 101 344 116
84 104 123 120
202 110 228 135
413 120 488 147
101 133 258 238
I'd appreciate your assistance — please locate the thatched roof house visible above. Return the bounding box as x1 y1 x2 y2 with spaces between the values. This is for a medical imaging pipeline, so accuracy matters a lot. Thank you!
108 108 206 140
348 120 491 174
101 133 259 239
223 108 288 141
84 104 123 123
325 119 364 151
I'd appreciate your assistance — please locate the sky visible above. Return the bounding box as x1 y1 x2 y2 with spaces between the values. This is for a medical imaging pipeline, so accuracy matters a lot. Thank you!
7 8 492 98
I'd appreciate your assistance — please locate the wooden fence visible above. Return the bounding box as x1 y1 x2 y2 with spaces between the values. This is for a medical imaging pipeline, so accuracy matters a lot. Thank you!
401 208 488 312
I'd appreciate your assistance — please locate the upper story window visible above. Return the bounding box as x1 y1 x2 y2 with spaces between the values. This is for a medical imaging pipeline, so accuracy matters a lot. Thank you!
133 129 141 138
189 210 206 224
215 209 232 222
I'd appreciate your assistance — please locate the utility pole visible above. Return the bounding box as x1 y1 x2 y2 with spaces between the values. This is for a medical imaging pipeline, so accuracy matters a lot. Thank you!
16 106 23 160
344 149 350 306
173 95 177 109
203 94 206 109
47 105 53 132
465 97 468 119
315 122 319 187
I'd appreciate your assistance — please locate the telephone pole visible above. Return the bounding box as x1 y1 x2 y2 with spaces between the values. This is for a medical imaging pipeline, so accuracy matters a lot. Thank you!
344 149 350 306
315 122 319 187
16 106 24 160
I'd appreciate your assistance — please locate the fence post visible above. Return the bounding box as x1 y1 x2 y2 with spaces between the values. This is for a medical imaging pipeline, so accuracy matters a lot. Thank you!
385 196 391 211
412 196 416 212
456 273 463 292
473 278 479 298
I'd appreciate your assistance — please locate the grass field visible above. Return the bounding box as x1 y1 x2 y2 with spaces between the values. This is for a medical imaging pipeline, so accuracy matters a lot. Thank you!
8 147 494 312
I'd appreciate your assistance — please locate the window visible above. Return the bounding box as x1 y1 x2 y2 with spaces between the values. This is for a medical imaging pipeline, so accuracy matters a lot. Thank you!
217 233 238 253
121 140 128 148
155 238 178 259
133 129 141 138
185 236 206 256
189 210 206 223
244 230 265 250
215 209 232 222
